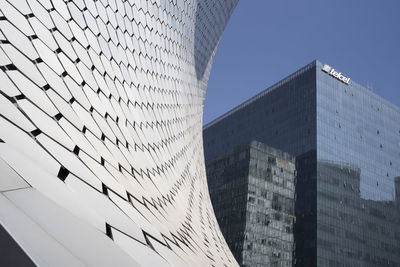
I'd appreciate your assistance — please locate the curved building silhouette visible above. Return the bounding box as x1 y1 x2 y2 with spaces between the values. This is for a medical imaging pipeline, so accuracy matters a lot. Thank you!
0 0 239 266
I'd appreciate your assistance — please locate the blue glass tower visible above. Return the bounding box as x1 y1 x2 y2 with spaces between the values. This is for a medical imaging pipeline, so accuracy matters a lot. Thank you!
203 60 400 266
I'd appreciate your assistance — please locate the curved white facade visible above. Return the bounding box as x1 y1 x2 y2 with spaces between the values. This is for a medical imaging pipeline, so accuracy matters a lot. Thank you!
0 0 238 266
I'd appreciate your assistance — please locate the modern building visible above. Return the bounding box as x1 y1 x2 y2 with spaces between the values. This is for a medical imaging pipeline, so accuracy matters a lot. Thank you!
0 0 239 266
206 141 296 267
203 60 400 266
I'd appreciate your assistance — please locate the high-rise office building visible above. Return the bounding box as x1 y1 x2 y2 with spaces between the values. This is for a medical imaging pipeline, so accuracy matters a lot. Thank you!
203 60 400 266
206 141 296 267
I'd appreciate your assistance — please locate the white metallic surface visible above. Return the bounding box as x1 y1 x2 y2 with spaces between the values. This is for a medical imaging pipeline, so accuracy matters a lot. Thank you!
0 0 239 266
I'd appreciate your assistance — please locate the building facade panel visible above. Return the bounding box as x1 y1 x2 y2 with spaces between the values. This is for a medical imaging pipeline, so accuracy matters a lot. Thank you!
0 0 239 266
315 61 400 266
204 62 317 160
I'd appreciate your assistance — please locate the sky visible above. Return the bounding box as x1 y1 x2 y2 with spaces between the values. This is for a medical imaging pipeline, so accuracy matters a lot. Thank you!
203 0 400 125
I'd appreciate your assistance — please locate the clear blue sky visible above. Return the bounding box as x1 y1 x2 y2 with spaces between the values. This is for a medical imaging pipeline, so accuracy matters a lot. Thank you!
203 0 400 125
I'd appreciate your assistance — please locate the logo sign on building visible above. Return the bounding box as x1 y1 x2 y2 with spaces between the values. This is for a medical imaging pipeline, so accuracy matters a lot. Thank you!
322 64 350 85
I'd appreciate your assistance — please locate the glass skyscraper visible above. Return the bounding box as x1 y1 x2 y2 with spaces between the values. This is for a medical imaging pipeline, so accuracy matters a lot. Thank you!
203 60 400 266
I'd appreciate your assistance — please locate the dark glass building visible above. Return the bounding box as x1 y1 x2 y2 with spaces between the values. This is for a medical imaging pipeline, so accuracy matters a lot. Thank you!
206 141 296 267
203 61 400 266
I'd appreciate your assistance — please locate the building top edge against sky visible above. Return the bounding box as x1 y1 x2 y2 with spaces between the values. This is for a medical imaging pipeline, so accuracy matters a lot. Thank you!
203 60 400 130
